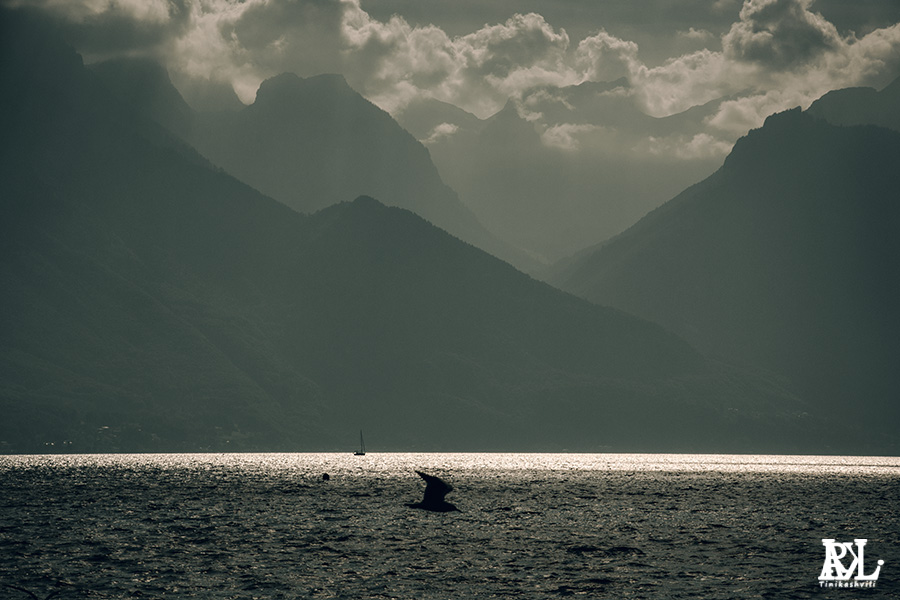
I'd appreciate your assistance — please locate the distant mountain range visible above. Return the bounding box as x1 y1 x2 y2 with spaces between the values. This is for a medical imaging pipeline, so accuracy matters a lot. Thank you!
89 58 533 271
0 11 849 454
806 76 900 132
551 105 900 442
395 80 730 263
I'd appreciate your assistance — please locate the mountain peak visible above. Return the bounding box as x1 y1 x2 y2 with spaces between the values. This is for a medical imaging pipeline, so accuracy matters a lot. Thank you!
494 99 522 119
760 106 805 129
254 72 352 106
805 75 900 133
254 72 302 103
351 194 382 208
722 107 819 173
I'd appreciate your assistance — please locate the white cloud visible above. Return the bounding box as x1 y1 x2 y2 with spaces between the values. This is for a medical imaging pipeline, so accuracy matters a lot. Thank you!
340 6 581 116
20 0 900 144
423 122 459 145
631 48 748 117
704 4 900 133
7 0 174 23
639 133 735 160
540 123 604 151
574 30 640 83
678 27 716 42
168 0 267 102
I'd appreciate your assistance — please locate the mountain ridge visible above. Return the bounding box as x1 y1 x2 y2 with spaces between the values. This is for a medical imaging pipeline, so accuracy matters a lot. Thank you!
550 107 900 446
90 57 536 271
806 74 900 132
0 11 870 454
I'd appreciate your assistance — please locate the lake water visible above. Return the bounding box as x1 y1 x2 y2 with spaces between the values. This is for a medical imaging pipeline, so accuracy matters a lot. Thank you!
1 453 898 599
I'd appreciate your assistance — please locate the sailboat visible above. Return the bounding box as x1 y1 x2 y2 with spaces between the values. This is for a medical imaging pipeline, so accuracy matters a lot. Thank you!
354 430 366 456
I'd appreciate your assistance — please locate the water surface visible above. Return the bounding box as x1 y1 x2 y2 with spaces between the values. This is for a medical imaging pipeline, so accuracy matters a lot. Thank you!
2 453 898 599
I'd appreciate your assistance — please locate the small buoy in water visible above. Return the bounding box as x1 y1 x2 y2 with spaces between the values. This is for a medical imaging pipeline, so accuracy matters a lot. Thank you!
322 473 330 481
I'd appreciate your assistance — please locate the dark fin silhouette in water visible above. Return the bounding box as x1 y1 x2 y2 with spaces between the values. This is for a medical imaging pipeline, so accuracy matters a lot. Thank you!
406 470 460 512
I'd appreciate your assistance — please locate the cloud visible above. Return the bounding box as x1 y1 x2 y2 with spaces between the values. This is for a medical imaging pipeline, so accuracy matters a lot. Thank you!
423 122 459 145
639 133 735 160
705 90 805 133
704 2 900 133
8 0 176 24
340 6 581 116
14 0 900 146
723 0 843 68
540 123 604 152
631 48 748 117
678 27 716 42
617 0 900 130
822 21 900 87
574 30 640 83
6 0 192 56
168 0 347 102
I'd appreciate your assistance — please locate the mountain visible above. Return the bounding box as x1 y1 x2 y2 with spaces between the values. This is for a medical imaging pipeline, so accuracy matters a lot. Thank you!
394 96 485 142
189 72 533 268
806 75 900 132
551 107 900 443
397 83 727 264
91 59 533 271
0 11 840 454
89 58 194 139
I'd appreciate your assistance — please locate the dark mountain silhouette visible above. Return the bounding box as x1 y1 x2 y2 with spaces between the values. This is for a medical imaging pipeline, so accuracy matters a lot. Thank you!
0 11 843 454
89 58 194 139
806 75 900 132
551 108 900 444
91 59 532 271
189 72 532 268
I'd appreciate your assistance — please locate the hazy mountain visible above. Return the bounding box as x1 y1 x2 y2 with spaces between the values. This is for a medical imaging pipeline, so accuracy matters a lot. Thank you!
91 59 534 271
397 82 727 263
806 75 900 132
188 72 534 269
171 73 246 114
89 58 194 139
1 12 844 454
551 108 900 441
394 96 485 142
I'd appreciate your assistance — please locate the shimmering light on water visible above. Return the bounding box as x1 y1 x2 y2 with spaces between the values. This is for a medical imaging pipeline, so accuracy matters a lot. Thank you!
4 452 899 474
1 453 898 599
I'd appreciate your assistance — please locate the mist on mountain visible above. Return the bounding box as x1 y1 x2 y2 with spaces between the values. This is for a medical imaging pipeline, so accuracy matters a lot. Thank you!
551 107 900 443
90 58 534 271
2 11 850 454
806 75 900 132
396 80 731 263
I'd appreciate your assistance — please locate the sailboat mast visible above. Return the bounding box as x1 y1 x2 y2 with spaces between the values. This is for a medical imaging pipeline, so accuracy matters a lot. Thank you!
354 430 366 455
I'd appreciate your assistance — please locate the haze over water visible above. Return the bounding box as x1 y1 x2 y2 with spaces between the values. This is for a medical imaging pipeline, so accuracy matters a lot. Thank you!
2 453 898 599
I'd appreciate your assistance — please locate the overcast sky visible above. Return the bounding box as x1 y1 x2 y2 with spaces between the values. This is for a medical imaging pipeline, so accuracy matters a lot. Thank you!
12 0 900 134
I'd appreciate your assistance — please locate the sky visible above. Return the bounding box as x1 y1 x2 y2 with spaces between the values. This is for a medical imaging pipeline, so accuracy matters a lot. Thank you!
12 0 900 125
